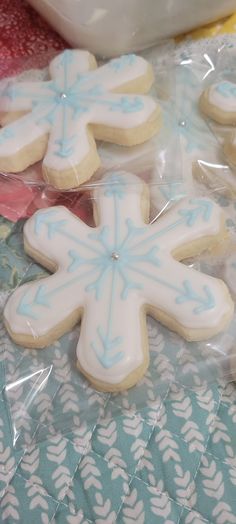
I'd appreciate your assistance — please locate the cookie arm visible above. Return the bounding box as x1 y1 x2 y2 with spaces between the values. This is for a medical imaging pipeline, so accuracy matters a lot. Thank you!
141 255 234 340
91 94 160 146
77 285 147 390
151 197 226 256
0 81 54 113
49 50 97 88
41 106 95 180
4 272 84 347
0 110 50 173
23 206 94 269
88 54 154 94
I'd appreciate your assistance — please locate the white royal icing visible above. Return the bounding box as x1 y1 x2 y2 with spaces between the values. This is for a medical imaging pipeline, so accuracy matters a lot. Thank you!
4 172 233 385
224 253 236 298
208 81 236 113
0 50 158 175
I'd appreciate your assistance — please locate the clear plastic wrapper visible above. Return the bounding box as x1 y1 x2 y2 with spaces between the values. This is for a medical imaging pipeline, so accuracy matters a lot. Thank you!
1 169 236 449
178 41 236 199
1 44 236 450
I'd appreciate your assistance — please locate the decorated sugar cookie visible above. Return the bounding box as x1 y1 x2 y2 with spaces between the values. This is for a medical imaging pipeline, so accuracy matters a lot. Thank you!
0 50 161 189
200 81 236 125
199 81 236 167
4 172 234 392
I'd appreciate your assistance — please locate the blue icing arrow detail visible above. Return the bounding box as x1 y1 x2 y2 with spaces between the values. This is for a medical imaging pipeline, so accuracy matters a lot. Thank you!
175 281 215 314
109 96 144 113
34 285 51 307
47 220 68 239
104 173 127 199
91 327 123 369
34 211 68 239
34 210 60 235
68 250 86 272
17 285 50 319
17 290 38 320
178 199 213 226
55 135 77 158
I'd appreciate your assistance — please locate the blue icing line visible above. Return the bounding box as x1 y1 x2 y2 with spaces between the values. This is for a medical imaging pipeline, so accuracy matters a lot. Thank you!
91 327 124 369
34 209 60 235
55 135 78 158
175 281 215 314
91 266 124 369
56 49 75 69
67 249 91 272
104 173 127 199
108 96 144 113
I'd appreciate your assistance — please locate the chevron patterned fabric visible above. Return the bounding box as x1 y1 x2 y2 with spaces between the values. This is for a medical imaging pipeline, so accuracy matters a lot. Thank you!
0 194 236 523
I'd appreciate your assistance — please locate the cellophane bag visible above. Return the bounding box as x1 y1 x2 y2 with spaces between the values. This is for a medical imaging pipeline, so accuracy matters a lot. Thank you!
1 43 236 449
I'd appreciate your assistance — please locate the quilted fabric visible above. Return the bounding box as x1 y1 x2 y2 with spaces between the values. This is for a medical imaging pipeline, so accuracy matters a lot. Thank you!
0 196 236 524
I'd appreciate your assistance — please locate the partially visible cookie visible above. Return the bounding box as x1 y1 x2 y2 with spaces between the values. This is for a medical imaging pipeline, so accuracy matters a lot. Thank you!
224 253 236 299
200 81 236 168
200 81 236 125
193 157 236 199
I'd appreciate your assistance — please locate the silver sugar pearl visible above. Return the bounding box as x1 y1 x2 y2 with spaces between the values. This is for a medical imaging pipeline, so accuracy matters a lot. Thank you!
111 252 120 261
178 119 186 127
60 92 67 99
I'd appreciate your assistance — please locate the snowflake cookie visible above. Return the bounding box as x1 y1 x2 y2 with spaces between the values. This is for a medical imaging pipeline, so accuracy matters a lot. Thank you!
4 172 234 391
0 50 160 189
200 81 236 169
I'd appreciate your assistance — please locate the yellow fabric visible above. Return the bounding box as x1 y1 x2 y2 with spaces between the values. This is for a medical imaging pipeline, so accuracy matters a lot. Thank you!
177 12 236 41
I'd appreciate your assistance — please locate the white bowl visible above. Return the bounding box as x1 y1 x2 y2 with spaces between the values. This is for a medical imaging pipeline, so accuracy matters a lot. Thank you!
28 0 236 57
